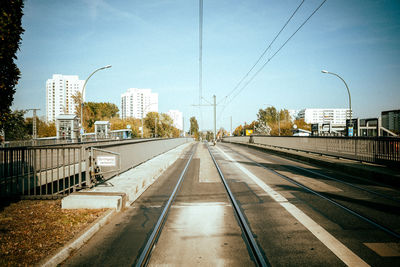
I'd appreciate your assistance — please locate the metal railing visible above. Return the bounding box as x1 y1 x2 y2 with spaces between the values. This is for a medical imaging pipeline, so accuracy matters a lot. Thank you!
0 146 88 198
1 137 149 148
0 137 193 198
223 136 400 167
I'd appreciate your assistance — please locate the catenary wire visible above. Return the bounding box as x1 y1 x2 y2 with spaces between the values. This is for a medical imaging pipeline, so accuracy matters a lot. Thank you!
225 0 327 107
219 0 305 106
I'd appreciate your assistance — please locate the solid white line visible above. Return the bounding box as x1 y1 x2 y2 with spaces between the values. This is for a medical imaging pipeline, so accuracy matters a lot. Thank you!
216 146 370 267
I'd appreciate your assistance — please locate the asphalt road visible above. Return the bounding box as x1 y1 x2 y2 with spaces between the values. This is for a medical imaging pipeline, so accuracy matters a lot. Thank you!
62 141 400 266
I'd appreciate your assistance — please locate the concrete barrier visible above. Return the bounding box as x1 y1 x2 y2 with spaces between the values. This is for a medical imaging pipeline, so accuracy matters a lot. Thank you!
61 141 193 210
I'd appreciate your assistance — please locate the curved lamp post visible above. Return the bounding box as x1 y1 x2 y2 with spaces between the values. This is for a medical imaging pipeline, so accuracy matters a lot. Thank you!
80 65 112 132
321 70 353 135
321 70 352 121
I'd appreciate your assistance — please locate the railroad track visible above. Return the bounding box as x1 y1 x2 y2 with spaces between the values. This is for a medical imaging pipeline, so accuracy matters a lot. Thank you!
134 142 269 267
219 143 400 241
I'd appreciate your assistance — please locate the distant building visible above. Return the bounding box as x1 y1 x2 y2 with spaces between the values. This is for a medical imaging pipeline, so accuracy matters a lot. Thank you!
381 109 400 134
167 110 183 130
46 74 84 122
297 108 352 125
120 88 158 119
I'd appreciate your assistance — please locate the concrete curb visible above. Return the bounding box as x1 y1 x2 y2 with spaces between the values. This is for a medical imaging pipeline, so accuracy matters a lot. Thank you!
61 142 193 210
224 141 400 187
40 142 193 266
62 192 127 211
39 209 116 267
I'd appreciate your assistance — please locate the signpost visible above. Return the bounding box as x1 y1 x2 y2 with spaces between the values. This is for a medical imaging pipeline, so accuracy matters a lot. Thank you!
96 156 116 167
245 129 253 136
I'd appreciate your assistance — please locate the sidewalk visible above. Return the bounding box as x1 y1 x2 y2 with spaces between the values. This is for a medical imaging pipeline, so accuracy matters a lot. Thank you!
224 141 400 187
41 141 193 267
62 141 193 210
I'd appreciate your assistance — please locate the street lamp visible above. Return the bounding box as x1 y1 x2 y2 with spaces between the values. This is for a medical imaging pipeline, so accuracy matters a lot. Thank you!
80 65 112 133
321 70 352 135
141 102 157 138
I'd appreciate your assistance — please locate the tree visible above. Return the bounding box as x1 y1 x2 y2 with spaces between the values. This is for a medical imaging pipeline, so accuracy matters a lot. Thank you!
257 106 293 136
72 91 119 132
109 117 141 138
144 112 178 138
233 125 243 136
3 110 29 141
85 102 119 130
217 127 228 138
189 116 199 136
257 107 278 124
293 118 311 131
0 0 25 131
25 117 56 137
38 121 56 137
205 131 213 141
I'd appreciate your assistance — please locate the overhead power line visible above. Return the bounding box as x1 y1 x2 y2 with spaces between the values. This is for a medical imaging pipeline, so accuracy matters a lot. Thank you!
225 0 328 108
199 0 203 130
220 0 305 105
199 0 203 105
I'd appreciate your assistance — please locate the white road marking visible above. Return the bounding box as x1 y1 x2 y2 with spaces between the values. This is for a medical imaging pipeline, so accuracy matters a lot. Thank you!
216 146 370 267
364 242 400 257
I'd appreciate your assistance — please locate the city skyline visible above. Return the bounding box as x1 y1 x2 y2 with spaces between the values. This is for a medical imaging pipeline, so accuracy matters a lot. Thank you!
12 0 400 131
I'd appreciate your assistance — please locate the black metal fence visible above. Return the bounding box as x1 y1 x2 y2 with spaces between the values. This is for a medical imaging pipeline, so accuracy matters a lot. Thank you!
223 136 400 167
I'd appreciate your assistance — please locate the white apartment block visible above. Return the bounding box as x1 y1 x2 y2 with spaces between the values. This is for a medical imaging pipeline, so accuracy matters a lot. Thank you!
167 110 183 130
121 88 158 119
297 108 352 125
46 74 84 122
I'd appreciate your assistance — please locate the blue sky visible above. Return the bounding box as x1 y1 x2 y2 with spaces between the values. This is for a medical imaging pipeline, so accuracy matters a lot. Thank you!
13 0 400 131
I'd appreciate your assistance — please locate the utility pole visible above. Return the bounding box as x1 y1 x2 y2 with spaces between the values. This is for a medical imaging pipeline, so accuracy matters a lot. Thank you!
230 116 232 136
27 109 40 139
155 117 157 138
213 95 216 142
182 116 185 137
278 114 280 136
192 94 217 143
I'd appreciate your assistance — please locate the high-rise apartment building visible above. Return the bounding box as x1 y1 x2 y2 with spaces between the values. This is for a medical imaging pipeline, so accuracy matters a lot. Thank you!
167 110 183 130
46 74 84 122
120 88 158 119
297 108 352 125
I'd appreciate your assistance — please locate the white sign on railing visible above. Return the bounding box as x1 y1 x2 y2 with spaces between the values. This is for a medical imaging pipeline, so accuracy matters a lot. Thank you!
97 156 116 167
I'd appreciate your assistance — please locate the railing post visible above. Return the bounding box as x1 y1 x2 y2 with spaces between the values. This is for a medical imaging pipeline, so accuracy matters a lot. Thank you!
355 138 358 158
79 146 82 188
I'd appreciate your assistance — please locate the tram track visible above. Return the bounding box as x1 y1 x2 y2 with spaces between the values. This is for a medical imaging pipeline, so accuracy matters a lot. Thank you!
134 143 269 267
135 145 197 266
218 143 400 241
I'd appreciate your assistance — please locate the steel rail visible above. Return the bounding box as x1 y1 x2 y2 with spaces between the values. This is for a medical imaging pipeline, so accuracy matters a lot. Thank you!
229 143 400 203
225 145 400 240
135 145 196 267
207 143 269 267
287 165 400 203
